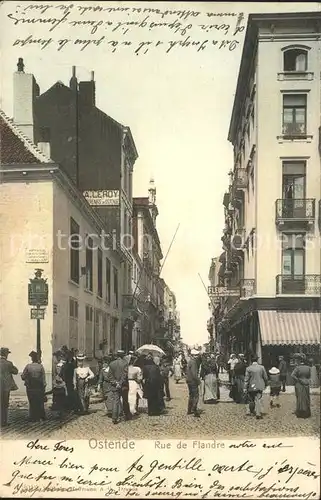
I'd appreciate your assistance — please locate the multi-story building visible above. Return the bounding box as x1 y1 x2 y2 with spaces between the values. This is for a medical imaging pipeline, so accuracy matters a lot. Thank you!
132 181 164 343
0 110 122 391
12 60 137 352
207 257 221 351
213 12 321 369
163 284 181 352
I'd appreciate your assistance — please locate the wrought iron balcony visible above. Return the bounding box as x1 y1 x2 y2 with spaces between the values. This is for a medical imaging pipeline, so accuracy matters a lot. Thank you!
239 279 256 298
276 275 321 295
233 168 248 189
122 294 139 311
275 199 315 226
282 122 306 137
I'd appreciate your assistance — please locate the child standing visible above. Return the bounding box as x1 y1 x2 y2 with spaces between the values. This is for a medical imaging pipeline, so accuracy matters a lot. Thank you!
46 374 67 419
268 366 281 408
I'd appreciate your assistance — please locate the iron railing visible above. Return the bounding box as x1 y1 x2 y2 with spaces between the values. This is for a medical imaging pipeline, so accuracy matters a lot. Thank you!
233 168 248 189
282 122 306 137
276 274 321 295
122 294 139 310
275 199 315 222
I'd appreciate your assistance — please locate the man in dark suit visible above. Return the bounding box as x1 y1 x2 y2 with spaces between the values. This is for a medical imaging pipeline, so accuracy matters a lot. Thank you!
244 354 268 420
0 347 18 427
186 349 201 418
107 350 129 424
278 356 287 392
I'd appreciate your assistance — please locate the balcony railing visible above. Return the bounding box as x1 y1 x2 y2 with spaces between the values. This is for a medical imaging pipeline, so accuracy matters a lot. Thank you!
122 294 139 310
239 279 256 298
276 274 321 295
233 168 248 189
282 122 306 137
275 199 315 224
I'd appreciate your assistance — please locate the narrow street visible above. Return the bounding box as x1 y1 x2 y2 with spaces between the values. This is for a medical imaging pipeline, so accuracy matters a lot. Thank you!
2 376 319 441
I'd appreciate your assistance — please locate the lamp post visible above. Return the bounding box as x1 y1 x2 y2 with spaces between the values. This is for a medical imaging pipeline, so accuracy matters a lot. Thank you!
28 269 48 358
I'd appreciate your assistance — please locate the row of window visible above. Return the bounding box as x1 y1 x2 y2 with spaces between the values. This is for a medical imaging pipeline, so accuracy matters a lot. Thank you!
243 230 309 275
70 218 119 307
235 48 312 161
69 300 119 356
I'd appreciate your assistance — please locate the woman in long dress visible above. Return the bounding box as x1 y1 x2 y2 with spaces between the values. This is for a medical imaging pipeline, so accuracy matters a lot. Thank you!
98 355 113 417
128 356 143 417
291 354 311 419
173 357 182 384
200 354 219 404
21 351 46 422
73 353 95 414
142 357 163 416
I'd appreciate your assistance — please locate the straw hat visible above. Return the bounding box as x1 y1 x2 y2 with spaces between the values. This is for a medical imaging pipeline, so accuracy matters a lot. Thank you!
190 349 199 355
76 353 86 361
269 367 280 375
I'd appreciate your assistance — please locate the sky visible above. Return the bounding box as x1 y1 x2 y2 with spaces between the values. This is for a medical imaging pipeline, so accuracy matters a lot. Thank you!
0 1 319 347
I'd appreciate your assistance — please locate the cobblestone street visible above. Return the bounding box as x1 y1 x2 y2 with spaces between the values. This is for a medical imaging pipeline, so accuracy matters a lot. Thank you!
1 377 320 441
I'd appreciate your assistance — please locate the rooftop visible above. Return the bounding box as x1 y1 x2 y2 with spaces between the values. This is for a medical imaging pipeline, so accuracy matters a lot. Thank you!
0 109 52 164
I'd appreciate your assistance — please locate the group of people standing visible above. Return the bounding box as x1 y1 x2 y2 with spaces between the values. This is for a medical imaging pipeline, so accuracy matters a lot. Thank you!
226 351 315 420
0 344 317 428
98 350 174 423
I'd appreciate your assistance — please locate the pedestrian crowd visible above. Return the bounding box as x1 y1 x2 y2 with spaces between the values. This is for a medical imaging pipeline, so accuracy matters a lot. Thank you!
224 351 316 420
0 345 318 428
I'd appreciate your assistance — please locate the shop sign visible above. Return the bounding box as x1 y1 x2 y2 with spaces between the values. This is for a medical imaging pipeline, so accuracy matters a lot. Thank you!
83 190 119 206
208 286 240 297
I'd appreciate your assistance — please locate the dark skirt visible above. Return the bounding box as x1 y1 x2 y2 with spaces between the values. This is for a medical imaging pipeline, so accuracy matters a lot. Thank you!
75 379 90 413
52 388 67 412
26 388 46 421
295 383 311 418
234 375 245 403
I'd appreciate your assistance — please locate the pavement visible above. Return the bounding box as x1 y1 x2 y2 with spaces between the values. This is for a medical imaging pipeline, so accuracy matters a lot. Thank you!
1 376 320 441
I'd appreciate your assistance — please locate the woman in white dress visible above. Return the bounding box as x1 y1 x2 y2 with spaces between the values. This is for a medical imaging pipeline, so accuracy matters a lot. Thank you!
128 356 143 416
173 357 182 383
73 353 95 414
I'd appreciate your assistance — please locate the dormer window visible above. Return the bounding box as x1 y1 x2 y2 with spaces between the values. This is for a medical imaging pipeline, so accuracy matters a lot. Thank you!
283 48 308 72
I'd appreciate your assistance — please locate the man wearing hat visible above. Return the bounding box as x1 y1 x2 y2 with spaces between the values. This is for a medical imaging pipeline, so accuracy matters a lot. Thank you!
244 355 268 420
186 349 201 417
0 348 18 427
107 350 130 424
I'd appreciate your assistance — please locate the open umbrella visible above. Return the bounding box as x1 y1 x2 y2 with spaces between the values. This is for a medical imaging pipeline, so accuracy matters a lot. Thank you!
136 344 165 357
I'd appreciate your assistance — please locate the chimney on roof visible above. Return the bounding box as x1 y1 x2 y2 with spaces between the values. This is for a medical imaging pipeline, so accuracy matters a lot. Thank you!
79 70 95 108
13 58 39 142
69 65 78 91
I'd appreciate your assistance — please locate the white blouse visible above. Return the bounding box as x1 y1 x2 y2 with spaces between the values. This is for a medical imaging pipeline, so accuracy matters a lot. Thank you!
74 366 95 381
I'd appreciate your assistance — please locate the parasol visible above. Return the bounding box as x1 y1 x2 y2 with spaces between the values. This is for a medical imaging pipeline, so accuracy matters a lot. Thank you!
136 344 165 356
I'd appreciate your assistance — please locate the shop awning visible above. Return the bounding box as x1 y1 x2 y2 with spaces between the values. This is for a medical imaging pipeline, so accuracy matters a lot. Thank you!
258 310 321 346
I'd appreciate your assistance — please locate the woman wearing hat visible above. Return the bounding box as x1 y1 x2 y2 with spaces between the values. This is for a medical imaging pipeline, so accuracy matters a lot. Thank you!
73 354 95 414
21 351 46 422
268 366 282 408
291 353 311 419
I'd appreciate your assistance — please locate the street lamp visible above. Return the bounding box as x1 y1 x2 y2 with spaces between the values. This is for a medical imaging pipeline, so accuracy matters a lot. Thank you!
28 269 48 358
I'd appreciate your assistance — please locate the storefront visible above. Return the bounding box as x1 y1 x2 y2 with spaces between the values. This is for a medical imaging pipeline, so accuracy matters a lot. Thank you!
258 310 320 384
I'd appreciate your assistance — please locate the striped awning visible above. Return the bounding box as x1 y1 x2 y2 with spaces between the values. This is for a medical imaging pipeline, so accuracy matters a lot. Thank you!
258 310 321 345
